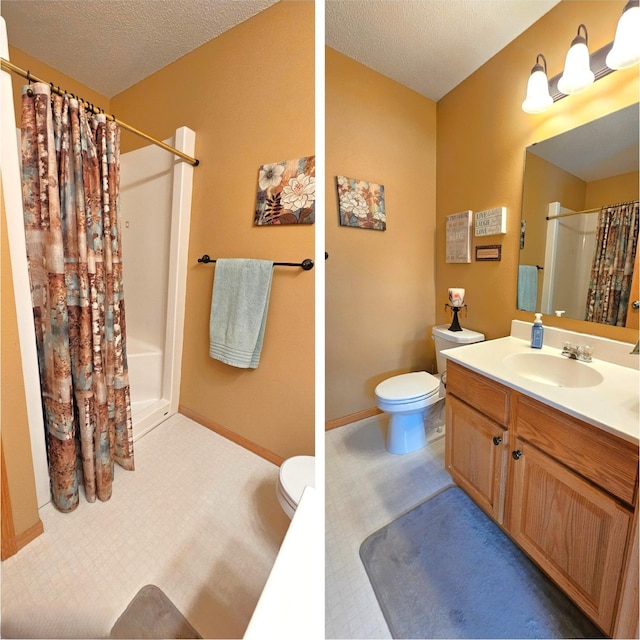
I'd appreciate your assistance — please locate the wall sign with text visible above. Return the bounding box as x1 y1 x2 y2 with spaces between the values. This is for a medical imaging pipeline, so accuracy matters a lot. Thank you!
475 207 507 237
475 245 502 261
446 210 472 263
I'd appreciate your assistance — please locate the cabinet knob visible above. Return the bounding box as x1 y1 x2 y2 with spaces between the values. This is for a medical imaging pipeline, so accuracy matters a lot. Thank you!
512 450 522 460
492 436 502 445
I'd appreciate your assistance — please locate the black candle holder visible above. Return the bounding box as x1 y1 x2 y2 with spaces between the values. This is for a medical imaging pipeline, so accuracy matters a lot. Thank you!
445 304 467 332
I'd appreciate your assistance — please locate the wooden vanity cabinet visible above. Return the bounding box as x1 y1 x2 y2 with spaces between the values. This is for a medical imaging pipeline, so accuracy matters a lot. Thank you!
510 437 631 633
445 363 509 523
445 361 639 637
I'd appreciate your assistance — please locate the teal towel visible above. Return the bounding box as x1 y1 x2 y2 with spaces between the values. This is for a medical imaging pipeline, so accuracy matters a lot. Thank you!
517 265 538 312
209 259 274 368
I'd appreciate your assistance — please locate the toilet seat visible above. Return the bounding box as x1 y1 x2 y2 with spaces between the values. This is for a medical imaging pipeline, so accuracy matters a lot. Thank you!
375 371 440 404
277 455 315 518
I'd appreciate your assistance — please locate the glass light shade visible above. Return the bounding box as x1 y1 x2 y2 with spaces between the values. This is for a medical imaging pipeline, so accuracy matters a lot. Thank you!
557 41 594 94
522 68 553 114
606 3 640 69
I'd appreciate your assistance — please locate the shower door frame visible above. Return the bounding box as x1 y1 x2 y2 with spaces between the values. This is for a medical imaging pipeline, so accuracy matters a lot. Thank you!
127 127 196 442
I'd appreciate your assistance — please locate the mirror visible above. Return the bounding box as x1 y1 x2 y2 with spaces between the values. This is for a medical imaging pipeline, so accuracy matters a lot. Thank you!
518 103 639 325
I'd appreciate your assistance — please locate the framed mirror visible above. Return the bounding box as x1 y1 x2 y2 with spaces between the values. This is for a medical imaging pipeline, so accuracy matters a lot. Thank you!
518 103 639 326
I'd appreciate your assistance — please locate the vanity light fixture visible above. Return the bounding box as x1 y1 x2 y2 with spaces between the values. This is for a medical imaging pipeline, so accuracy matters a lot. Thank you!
522 5 640 114
606 0 640 70
521 54 553 114
557 24 594 94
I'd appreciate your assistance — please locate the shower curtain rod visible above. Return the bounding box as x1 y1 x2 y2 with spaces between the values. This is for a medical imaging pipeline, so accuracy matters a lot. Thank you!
198 255 314 270
1 57 199 167
546 200 638 221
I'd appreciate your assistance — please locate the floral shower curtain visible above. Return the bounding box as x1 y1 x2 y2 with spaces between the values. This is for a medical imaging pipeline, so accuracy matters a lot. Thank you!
21 82 134 513
585 201 639 325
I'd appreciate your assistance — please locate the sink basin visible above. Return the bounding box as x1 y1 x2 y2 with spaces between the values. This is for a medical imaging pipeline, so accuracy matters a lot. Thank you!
503 353 604 388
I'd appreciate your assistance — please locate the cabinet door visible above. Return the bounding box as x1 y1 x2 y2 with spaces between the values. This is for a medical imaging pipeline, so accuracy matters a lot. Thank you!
510 440 631 635
445 395 508 523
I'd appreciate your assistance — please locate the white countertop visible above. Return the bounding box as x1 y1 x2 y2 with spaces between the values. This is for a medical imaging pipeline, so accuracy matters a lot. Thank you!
443 335 639 445
243 485 320 640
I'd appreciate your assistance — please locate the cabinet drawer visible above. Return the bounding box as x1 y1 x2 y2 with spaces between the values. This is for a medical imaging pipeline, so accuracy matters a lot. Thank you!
514 393 638 505
446 361 510 426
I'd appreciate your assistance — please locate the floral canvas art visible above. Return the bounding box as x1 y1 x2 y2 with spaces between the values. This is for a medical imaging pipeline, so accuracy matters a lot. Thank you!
337 175 386 230
254 156 315 225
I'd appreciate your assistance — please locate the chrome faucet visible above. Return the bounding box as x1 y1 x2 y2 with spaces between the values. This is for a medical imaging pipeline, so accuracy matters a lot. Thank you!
561 342 593 362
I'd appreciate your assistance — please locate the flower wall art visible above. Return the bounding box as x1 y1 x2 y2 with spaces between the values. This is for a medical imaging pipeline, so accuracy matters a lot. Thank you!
337 175 386 231
254 156 315 225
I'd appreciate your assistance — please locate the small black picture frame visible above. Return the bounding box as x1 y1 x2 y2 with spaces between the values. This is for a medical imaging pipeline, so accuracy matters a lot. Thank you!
475 245 502 261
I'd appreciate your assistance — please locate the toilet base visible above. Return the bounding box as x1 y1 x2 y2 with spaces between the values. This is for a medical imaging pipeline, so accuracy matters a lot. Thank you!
386 410 427 454
276 481 296 519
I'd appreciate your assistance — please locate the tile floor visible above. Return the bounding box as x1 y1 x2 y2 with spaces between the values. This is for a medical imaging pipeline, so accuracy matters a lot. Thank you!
1 413 291 639
325 414 453 639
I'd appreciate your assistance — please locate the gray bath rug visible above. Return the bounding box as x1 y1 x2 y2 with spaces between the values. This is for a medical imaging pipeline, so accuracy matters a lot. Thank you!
110 585 202 639
360 486 603 639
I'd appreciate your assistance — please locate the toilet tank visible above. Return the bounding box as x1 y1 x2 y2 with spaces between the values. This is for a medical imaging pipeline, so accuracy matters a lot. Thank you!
432 324 485 374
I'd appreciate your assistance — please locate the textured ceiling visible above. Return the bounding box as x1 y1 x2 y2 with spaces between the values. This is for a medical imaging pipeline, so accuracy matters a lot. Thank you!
1 0 280 97
326 0 561 101
1 0 563 102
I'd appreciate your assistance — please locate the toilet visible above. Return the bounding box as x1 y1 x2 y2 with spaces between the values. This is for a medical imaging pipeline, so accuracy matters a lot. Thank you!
375 324 485 454
276 455 315 518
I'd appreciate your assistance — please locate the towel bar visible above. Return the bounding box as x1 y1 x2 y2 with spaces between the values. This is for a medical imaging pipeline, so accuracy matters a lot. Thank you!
198 255 314 270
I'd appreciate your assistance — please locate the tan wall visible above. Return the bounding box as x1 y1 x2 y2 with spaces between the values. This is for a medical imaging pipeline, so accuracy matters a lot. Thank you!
1 179 40 537
111 1 315 458
520 153 586 272
7 46 111 124
585 171 639 209
436 0 639 344
325 48 437 422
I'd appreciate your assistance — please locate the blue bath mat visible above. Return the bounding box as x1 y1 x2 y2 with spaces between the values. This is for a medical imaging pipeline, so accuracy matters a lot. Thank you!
110 585 201 639
360 486 603 639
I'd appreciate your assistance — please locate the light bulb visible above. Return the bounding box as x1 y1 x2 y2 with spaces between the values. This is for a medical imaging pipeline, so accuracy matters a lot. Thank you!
606 0 640 70
557 25 594 95
522 54 553 114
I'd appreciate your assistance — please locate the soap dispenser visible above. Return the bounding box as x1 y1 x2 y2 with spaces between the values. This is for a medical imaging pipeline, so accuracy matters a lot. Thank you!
531 313 544 349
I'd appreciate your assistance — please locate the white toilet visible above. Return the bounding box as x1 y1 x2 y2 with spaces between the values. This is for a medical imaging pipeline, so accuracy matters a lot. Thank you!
276 455 315 518
375 324 485 454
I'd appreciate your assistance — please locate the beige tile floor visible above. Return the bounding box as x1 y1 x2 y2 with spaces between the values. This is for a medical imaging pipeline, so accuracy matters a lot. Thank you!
1 413 291 639
325 414 453 639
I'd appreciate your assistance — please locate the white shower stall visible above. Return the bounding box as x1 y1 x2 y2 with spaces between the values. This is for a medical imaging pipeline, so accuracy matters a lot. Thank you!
1 31 195 506
541 202 597 319
119 130 195 442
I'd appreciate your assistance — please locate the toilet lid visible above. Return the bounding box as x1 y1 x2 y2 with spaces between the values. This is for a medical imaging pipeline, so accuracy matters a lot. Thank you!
375 371 440 402
279 456 315 507
432 324 485 343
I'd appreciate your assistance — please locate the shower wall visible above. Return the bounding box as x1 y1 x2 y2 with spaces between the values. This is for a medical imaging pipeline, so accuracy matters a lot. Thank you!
120 142 173 352
542 203 597 319
120 129 195 441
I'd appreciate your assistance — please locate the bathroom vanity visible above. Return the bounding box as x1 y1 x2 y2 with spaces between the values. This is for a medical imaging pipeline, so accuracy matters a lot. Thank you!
443 323 639 638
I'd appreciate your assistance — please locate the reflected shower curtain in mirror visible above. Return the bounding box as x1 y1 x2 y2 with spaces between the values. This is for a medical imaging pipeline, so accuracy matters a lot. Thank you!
20 82 134 513
585 201 639 325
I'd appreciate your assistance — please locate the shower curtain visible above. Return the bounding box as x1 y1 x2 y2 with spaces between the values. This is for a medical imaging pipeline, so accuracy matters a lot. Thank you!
585 201 639 325
20 82 134 513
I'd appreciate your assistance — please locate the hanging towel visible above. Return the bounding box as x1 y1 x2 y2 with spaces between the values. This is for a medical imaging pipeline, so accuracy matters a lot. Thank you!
209 259 274 368
517 265 538 312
